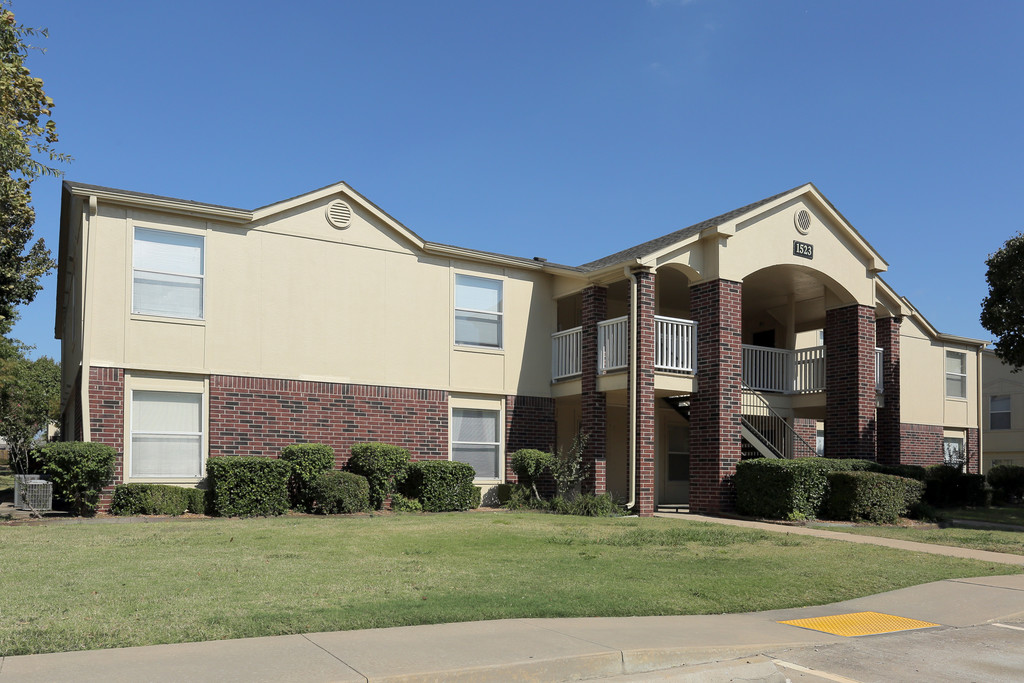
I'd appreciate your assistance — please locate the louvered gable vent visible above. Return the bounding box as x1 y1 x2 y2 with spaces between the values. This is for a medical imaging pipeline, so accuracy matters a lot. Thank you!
326 200 353 229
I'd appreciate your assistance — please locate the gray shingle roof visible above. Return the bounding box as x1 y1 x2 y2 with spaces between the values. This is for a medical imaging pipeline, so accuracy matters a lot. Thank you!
578 184 806 271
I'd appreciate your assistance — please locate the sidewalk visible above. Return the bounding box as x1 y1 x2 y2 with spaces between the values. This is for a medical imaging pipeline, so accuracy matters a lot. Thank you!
2 574 1022 682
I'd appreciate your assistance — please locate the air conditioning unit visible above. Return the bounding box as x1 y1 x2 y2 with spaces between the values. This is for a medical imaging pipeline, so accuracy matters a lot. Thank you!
13 474 40 508
15 477 53 512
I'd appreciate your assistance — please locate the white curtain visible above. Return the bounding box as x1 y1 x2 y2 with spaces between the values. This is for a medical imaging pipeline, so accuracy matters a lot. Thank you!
131 391 202 478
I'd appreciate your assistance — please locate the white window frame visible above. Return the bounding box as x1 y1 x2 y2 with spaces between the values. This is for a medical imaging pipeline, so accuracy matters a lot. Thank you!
449 397 504 483
132 226 206 320
943 435 966 470
990 395 1011 430
125 374 208 483
454 274 503 349
945 350 967 399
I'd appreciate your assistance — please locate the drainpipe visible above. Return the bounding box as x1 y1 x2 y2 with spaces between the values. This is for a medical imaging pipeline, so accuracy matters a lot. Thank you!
625 265 639 511
976 347 984 473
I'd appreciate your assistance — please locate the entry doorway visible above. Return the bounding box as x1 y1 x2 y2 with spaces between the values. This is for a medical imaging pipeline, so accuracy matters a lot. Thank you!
659 420 690 504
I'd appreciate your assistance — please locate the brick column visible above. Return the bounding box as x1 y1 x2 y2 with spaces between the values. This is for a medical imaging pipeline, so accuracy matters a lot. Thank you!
875 316 901 465
580 285 607 495
792 418 818 456
966 428 980 474
825 305 877 460
689 279 742 513
626 270 656 515
88 366 125 510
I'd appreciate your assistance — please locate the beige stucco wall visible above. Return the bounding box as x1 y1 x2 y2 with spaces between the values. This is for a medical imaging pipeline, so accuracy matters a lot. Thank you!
900 316 978 428
76 194 556 398
982 351 1024 471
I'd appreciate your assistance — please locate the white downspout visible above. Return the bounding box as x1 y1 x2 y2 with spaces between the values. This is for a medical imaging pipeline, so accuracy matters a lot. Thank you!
625 265 639 511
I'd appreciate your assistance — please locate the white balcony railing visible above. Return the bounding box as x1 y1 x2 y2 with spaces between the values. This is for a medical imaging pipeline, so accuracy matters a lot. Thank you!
597 316 629 373
875 347 884 393
655 316 696 372
551 326 582 380
742 344 826 394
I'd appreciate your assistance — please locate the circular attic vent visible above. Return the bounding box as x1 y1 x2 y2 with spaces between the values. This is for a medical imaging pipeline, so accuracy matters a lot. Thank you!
326 200 353 229
794 209 812 235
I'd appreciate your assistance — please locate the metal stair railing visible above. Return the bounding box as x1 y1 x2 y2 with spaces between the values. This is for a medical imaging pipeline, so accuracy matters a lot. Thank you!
740 382 820 459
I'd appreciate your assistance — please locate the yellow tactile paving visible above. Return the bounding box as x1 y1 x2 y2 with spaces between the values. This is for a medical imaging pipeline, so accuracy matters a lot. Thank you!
778 611 940 637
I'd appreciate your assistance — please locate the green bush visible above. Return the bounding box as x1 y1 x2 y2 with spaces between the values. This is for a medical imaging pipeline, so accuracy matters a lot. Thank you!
504 483 548 511
733 458 875 520
307 470 370 514
825 471 925 524
551 492 621 517
923 465 986 508
870 463 927 481
509 449 552 499
279 443 335 511
988 464 1024 501
390 492 423 513
110 483 206 516
35 442 116 516
206 457 291 517
345 442 411 509
402 460 478 512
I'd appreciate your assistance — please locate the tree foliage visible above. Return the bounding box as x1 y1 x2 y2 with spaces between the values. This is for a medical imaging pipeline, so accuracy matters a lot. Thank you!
980 232 1024 371
0 2 67 325
0 336 60 473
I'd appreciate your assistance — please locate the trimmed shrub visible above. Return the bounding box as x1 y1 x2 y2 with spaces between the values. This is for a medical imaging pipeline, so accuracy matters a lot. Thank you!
403 460 478 512
391 492 423 513
505 483 547 511
923 465 986 508
551 492 621 517
345 442 411 509
35 442 116 516
206 457 291 517
870 463 927 481
279 443 335 511
308 470 370 514
825 471 925 524
110 483 206 516
988 464 1024 502
733 458 874 520
509 449 552 499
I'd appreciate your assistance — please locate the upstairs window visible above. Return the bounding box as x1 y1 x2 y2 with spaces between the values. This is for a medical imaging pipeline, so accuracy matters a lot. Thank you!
945 351 967 399
991 395 1011 430
455 274 502 348
133 227 204 319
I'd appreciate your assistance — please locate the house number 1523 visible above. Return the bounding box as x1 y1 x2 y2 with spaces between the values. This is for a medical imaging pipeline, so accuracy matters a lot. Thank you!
793 241 813 259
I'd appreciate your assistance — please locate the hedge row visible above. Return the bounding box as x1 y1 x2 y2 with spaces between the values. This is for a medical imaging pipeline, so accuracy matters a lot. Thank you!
734 458 982 521
825 471 926 524
110 483 207 516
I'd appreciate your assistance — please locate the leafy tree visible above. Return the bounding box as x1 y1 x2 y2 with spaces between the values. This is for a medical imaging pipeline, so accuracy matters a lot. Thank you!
0 335 60 474
0 2 68 326
981 232 1024 371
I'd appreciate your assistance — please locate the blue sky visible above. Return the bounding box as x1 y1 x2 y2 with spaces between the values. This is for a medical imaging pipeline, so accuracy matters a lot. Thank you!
11 0 1024 359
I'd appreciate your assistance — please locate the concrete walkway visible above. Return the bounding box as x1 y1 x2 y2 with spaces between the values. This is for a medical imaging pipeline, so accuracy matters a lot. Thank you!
654 511 1024 566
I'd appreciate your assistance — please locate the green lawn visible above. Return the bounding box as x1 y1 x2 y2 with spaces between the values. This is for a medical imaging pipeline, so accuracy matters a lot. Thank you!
0 513 1016 656
812 522 1024 556
945 506 1024 527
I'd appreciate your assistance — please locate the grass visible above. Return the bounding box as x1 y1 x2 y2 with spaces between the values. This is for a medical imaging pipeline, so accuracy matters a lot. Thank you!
944 506 1024 526
0 513 1017 657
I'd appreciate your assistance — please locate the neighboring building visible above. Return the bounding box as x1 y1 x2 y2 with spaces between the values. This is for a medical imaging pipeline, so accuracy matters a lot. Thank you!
982 350 1024 472
54 181 985 514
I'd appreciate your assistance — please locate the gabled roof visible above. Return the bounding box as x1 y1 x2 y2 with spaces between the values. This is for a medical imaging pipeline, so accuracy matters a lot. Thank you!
578 185 805 272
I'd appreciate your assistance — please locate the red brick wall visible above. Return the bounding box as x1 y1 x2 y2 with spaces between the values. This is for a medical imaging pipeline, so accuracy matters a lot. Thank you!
504 394 557 489
626 270 657 516
876 317 901 465
793 418 818 456
88 367 125 507
966 427 980 474
689 279 743 513
825 305 877 460
580 285 607 495
208 376 448 468
899 423 943 466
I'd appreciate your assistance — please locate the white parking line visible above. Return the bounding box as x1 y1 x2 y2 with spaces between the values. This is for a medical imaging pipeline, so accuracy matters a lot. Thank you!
992 623 1024 632
771 658 863 683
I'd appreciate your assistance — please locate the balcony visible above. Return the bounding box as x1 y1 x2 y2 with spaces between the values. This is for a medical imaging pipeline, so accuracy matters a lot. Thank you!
552 321 882 393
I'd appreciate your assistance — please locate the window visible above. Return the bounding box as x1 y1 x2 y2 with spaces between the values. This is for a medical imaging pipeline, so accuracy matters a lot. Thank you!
133 227 204 319
943 436 965 470
455 274 502 348
130 390 203 478
451 408 500 480
945 351 967 399
991 395 1011 430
